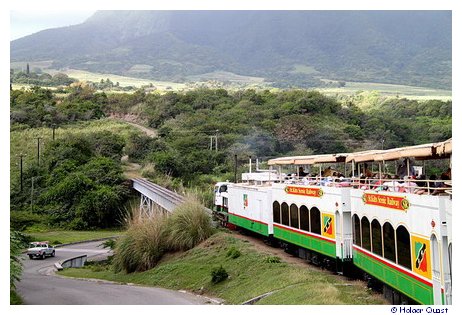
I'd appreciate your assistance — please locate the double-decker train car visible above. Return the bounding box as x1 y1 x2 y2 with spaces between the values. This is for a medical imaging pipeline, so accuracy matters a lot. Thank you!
213 139 452 305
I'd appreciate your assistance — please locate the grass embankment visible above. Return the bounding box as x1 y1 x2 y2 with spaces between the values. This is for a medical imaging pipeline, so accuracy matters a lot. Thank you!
59 231 387 305
26 228 124 245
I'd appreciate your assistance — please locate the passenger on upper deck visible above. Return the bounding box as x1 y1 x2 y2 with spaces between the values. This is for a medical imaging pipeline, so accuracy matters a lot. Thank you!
363 163 373 178
383 175 400 192
323 167 336 177
431 173 451 195
298 167 308 177
442 168 451 180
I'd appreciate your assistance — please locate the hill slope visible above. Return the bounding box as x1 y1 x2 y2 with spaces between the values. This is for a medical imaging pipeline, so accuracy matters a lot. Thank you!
11 10 451 89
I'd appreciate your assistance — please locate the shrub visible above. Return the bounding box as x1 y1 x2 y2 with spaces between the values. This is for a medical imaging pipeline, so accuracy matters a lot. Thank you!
226 246 241 259
166 197 214 251
112 214 168 273
211 265 228 284
263 256 281 264
101 238 117 250
10 231 25 289
10 211 45 231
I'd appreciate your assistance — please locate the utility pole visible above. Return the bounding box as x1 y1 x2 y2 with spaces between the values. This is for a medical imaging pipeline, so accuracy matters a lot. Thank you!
19 154 24 192
30 177 34 211
215 130 218 152
381 137 385 150
36 137 42 166
52 124 56 141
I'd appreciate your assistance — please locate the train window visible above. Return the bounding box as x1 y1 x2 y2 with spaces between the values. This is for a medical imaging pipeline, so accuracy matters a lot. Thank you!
300 205 310 232
396 225 412 270
353 214 361 246
273 201 281 224
361 217 371 251
290 204 299 229
281 202 290 226
310 207 321 235
371 219 383 256
383 222 396 263
219 185 228 193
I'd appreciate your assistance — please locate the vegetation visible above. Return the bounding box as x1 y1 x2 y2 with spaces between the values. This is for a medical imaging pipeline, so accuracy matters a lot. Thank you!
113 213 169 273
102 88 451 187
211 265 229 284
113 199 214 273
166 197 214 251
59 232 387 304
10 230 27 304
11 68 76 87
10 86 106 127
10 129 131 230
10 231 25 289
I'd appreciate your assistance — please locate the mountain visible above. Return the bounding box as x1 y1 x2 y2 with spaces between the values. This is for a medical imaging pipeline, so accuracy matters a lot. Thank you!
10 11 452 89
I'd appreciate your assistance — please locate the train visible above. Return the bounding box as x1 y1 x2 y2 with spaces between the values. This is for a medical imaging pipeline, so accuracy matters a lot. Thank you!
213 138 452 305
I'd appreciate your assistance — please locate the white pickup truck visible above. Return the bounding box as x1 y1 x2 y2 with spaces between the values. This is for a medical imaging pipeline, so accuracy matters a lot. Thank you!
27 242 55 260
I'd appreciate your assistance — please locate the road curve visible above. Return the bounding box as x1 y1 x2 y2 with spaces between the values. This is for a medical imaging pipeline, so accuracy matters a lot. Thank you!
17 240 213 305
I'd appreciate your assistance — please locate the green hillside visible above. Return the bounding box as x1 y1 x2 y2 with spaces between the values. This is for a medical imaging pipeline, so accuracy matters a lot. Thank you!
10 11 451 89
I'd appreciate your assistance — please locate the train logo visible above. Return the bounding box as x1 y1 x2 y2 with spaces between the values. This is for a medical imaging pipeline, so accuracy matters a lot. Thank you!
411 236 432 279
285 186 323 198
362 193 410 212
243 194 248 208
321 213 335 238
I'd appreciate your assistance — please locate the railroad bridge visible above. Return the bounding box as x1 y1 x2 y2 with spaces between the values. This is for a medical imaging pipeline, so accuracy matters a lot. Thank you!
131 178 211 217
131 178 185 216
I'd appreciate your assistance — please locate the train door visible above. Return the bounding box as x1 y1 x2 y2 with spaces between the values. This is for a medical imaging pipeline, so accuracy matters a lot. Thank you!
255 199 262 234
431 234 442 304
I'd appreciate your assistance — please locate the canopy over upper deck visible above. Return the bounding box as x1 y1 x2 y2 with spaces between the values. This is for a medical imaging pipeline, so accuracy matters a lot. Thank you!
267 139 452 166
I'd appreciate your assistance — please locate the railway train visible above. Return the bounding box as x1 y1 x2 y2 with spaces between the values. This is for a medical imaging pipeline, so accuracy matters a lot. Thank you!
213 139 452 305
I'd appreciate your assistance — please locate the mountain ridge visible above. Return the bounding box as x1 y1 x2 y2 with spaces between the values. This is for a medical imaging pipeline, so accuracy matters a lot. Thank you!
10 10 452 89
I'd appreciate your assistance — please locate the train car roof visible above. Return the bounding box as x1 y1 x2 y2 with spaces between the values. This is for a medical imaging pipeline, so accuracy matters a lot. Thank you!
267 139 451 165
268 153 351 166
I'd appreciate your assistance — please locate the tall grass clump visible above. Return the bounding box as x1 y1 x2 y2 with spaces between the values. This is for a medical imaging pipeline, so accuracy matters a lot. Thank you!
167 196 214 251
112 196 213 273
113 210 168 273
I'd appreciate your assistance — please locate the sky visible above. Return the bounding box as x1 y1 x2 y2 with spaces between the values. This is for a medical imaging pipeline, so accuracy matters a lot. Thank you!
10 10 95 40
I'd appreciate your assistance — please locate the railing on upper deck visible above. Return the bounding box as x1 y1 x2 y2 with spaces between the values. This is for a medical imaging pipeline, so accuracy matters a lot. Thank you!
278 175 452 196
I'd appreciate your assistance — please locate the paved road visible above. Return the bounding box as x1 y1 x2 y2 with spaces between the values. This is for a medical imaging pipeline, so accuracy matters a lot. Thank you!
16 241 213 305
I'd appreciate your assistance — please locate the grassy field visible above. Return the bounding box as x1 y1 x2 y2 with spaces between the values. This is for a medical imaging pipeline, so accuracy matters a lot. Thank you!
187 71 266 84
49 69 187 91
10 62 451 100
10 118 141 190
318 80 451 101
25 228 124 245
59 231 387 305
